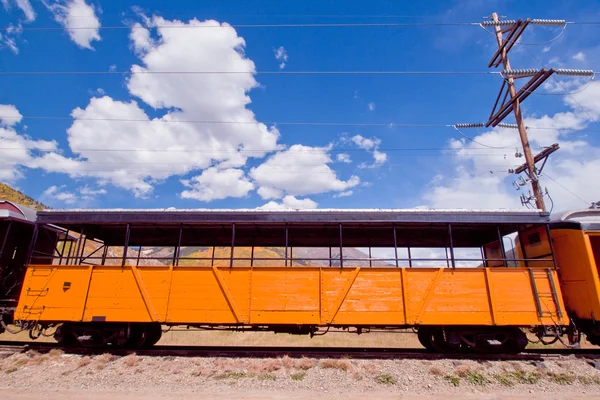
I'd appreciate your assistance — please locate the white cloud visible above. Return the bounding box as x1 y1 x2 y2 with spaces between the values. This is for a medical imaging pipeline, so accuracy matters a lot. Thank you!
423 81 600 212
42 185 77 204
4 0 36 21
78 185 106 200
257 186 283 200
108 64 116 72
0 104 23 126
257 195 317 210
542 46 551 53
351 135 380 150
572 51 586 61
274 46 288 69
250 144 360 198
180 167 254 202
333 190 353 198
0 104 57 182
336 153 352 163
350 134 387 168
43 0 101 49
35 17 280 198
368 102 376 111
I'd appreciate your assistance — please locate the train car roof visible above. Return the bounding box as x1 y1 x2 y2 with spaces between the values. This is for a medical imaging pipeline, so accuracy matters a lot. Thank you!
0 200 38 224
550 209 600 231
34 208 553 247
35 208 550 225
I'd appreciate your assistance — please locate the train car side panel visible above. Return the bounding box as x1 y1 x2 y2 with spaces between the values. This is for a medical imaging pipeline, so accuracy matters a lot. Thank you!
15 264 568 327
551 229 600 321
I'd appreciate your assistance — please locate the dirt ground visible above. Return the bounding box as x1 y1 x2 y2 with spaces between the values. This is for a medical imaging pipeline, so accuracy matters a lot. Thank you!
2 329 599 399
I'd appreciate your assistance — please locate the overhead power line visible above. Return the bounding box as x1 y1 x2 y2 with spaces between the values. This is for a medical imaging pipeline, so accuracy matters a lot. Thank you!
2 114 600 132
0 70 501 76
3 19 600 32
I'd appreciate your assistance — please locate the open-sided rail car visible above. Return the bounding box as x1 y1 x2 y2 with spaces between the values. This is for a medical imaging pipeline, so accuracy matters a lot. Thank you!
5 207 574 353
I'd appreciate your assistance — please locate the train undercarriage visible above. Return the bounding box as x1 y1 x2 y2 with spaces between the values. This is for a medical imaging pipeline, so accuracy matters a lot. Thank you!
2 320 585 353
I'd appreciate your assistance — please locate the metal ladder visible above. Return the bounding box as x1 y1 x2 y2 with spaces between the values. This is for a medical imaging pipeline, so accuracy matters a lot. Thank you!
528 268 563 319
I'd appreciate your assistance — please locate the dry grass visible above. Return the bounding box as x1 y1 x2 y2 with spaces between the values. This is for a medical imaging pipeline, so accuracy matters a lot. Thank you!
376 373 397 385
248 359 281 374
77 356 92 368
93 353 116 370
429 366 445 376
121 354 140 368
281 355 294 369
319 359 352 371
296 357 317 370
362 361 380 375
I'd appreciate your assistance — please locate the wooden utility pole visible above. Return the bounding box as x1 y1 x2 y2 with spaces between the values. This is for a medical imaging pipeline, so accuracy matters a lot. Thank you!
490 12 546 211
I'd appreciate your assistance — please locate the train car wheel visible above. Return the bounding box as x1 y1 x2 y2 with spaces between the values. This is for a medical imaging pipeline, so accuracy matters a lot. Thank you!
142 323 162 348
417 328 434 351
54 323 77 346
125 324 148 349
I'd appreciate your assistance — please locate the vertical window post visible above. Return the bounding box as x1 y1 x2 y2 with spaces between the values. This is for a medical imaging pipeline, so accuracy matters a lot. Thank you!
496 225 508 268
328 247 332 267
545 224 559 270
368 247 372 268
173 224 182 267
25 224 39 266
447 224 456 269
407 245 413 268
101 245 108 266
0 221 13 262
122 224 130 267
230 223 235 268
211 246 216 267
57 227 68 265
250 246 254 267
339 224 344 268
517 227 529 268
285 223 289 267
72 227 85 265
393 223 399 268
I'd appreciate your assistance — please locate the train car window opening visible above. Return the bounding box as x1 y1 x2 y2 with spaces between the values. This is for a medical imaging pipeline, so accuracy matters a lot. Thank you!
22 216 556 270
588 236 600 277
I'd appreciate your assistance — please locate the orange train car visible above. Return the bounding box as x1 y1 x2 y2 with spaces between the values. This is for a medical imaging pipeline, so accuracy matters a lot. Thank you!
4 207 586 353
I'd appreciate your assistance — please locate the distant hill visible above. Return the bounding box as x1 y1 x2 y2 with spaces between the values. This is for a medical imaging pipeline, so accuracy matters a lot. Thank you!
0 182 48 210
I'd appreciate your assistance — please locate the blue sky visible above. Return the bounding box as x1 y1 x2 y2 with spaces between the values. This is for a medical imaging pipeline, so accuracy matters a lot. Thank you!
1 0 600 212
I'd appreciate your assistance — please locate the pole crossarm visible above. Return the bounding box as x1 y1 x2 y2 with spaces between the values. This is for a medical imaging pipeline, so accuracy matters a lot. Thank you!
510 144 560 175
486 69 555 127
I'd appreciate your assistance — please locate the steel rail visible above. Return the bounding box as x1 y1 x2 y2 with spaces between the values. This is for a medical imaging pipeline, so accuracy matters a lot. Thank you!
1 341 599 361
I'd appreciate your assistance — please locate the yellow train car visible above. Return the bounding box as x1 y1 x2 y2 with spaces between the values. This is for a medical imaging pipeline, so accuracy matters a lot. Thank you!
10 208 572 352
548 209 600 345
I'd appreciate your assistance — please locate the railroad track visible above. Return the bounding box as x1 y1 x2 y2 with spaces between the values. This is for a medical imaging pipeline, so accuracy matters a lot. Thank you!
1 341 600 361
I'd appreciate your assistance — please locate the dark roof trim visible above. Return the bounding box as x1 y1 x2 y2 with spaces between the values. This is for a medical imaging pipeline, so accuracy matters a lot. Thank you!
35 209 551 225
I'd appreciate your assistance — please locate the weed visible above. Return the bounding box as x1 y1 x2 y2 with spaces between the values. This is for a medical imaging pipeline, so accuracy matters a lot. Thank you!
454 365 471 377
291 371 307 381
48 349 64 359
492 373 514 387
249 359 281 373
508 369 541 384
429 366 445 376
258 373 277 381
319 359 352 371
214 372 248 380
77 356 92 368
93 353 116 370
549 372 576 385
5 368 17 374
376 373 397 385
281 355 295 370
296 357 317 370
444 374 460 387
463 371 491 386
578 376 600 385
122 354 139 368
